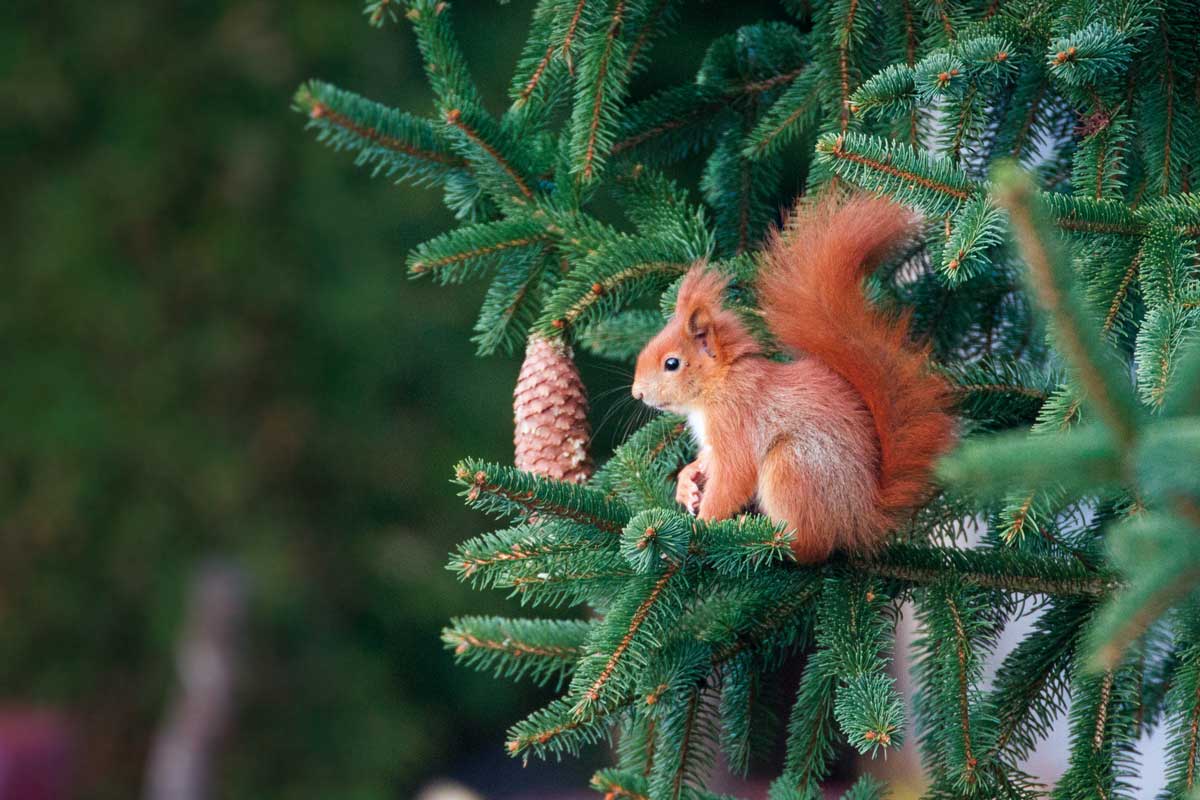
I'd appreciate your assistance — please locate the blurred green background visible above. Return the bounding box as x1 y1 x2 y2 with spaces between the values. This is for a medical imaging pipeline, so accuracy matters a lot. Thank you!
1 1 780 797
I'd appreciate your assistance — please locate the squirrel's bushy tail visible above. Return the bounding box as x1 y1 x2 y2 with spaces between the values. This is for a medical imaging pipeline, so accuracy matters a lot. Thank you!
759 193 956 527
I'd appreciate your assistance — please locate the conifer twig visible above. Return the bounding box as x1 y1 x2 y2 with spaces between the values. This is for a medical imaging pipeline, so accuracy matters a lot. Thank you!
847 546 1119 598
945 594 978 786
994 167 1140 449
554 261 690 330
1102 252 1142 333
836 0 861 133
579 561 680 707
456 462 629 534
821 134 974 201
579 0 628 182
561 0 589 73
409 234 549 276
625 0 672 70
444 109 536 201
516 45 557 107
308 103 466 166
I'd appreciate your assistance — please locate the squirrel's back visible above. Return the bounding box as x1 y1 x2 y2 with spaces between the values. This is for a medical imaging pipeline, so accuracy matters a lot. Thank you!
757 193 956 531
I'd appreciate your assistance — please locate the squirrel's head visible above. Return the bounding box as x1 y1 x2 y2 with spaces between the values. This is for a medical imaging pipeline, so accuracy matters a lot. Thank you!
632 264 758 413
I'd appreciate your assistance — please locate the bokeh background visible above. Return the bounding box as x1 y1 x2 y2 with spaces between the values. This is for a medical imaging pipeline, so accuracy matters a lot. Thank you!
1 1 785 798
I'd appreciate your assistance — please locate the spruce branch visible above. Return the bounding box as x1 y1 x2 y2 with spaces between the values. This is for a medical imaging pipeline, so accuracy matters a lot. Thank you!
706 571 821 668
537 240 694 334
941 195 1007 284
821 578 906 756
365 0 401 27
945 359 1055 430
1001 70 1052 161
1101 250 1141 335
444 107 538 203
593 770 650 800
938 423 1123 501
913 51 969 104
1134 306 1196 409
718 653 774 777
987 598 1092 763
570 0 632 184
624 0 675 73
514 40 559 110
613 51 807 165
1045 194 1144 237
560 0 590 73
447 518 624 602
472 253 551 356
743 67 822 161
452 526 586 580
944 589 982 785
837 775 888 800
1165 331 1200 419
572 561 683 711
407 218 548 282
1046 23 1133 91
1072 112 1132 202
295 82 466 185
576 308 665 361
828 0 867 134
443 615 593 687
990 384 1087 552
1086 512 1200 671
1052 659 1139 800
593 414 691 508
850 64 916 119
848 544 1120 598
648 681 719 800
510 571 822 759
503 0 573 130
1160 622 1200 796
592 769 736 800
815 132 978 215
610 84 728 161
615 715 658 779
772 648 838 797
453 458 631 533
405 0 484 112
993 165 1141 449
507 695 615 758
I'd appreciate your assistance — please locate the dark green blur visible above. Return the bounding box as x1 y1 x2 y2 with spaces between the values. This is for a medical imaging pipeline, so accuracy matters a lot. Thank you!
1 1 779 797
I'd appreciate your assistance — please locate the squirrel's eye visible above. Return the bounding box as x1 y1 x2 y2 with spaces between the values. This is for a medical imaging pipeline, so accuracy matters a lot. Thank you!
664 357 680 372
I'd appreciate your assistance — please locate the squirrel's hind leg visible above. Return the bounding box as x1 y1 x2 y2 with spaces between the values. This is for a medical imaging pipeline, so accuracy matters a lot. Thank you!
757 442 841 563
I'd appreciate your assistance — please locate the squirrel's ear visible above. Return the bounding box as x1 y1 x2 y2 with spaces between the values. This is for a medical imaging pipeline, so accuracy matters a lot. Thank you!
686 306 717 357
677 264 726 357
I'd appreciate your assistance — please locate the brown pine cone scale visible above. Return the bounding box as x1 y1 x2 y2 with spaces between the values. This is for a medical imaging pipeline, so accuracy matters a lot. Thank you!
513 335 593 483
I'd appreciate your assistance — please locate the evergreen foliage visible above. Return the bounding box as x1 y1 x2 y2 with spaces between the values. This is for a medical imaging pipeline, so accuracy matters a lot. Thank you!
302 0 1200 796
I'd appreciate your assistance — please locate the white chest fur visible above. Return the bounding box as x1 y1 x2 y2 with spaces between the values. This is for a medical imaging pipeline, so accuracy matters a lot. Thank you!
687 410 709 450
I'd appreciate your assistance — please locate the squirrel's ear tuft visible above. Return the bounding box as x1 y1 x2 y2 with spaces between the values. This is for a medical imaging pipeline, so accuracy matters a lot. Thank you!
675 262 762 362
676 264 726 319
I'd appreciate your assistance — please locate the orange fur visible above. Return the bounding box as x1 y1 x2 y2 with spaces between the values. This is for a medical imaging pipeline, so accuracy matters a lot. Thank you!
759 194 957 526
632 193 956 562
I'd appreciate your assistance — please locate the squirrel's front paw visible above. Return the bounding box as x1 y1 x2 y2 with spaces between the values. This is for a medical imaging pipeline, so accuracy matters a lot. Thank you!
675 462 707 516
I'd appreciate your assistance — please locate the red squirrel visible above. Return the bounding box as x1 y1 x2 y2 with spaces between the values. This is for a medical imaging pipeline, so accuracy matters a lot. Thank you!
631 194 957 562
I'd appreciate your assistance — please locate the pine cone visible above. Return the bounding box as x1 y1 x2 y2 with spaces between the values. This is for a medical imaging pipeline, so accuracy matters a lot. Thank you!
513 334 593 483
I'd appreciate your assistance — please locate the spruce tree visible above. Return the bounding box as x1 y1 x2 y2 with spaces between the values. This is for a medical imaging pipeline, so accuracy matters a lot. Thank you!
297 1 1200 797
